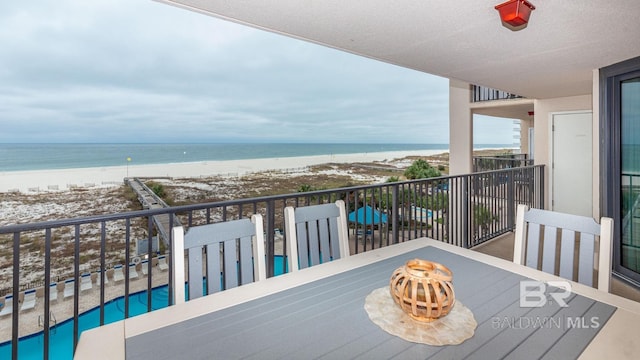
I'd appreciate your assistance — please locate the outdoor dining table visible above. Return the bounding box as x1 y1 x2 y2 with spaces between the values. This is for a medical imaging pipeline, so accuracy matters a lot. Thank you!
75 238 640 359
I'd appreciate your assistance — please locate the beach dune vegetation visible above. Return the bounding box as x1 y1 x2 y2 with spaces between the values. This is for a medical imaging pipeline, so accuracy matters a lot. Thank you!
297 184 317 193
148 182 166 198
404 159 441 179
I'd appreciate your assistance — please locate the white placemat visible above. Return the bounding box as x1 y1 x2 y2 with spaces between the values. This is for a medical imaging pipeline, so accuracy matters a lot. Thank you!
364 287 477 345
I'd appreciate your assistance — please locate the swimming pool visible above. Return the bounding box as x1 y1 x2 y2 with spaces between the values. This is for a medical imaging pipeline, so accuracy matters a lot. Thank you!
0 286 170 359
0 257 288 359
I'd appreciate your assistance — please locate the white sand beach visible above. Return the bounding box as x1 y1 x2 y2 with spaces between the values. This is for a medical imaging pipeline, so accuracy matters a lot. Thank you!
3 147 529 343
0 150 445 193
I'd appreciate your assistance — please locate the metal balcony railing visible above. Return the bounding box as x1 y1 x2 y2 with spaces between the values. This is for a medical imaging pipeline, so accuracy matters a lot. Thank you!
473 154 533 172
0 165 544 359
471 85 524 102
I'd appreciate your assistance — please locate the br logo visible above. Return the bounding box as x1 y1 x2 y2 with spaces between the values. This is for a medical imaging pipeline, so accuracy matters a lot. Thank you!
519 280 572 308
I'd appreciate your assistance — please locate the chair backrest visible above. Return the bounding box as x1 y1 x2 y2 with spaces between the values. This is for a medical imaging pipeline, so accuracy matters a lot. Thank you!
20 289 37 311
128 263 139 279
171 214 266 305
24 289 36 299
141 259 149 275
0 295 13 316
96 269 108 285
80 273 92 291
1 295 12 310
49 283 58 302
284 200 349 272
513 204 614 291
63 279 75 298
157 256 169 271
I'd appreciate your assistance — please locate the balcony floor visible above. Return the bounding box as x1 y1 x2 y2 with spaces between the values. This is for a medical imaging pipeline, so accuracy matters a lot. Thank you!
472 232 640 303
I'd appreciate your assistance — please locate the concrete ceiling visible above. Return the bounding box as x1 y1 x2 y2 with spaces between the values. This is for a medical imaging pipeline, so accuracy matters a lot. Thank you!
472 99 534 119
156 0 640 100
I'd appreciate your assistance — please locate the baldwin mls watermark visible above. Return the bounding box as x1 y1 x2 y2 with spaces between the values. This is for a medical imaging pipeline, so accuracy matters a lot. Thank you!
491 280 601 330
491 315 601 330
520 280 571 308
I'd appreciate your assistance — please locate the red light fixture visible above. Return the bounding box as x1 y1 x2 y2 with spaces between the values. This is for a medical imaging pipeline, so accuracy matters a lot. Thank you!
495 0 535 31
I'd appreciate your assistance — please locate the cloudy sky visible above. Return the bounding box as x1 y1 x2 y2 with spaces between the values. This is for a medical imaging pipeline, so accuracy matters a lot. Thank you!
0 1 515 144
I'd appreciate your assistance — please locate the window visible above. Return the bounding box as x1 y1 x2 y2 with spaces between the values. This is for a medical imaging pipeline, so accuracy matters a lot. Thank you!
601 56 640 284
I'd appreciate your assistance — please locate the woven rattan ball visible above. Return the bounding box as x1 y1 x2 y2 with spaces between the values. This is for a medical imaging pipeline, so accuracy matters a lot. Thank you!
389 259 455 322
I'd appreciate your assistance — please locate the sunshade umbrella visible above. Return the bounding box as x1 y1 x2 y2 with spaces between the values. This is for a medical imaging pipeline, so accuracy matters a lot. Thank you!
348 206 388 225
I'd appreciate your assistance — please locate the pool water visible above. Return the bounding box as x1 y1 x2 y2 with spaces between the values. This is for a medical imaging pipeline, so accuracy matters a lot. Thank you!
0 287 171 359
0 257 288 360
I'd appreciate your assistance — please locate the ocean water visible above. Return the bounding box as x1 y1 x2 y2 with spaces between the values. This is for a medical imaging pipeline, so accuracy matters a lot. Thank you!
0 143 425 172
0 143 510 172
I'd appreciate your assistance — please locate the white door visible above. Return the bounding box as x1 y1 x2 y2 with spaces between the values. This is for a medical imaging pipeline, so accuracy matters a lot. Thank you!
552 112 592 216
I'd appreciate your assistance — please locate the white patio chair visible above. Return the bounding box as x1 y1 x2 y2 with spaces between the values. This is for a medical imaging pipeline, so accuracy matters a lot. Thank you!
113 265 125 282
80 273 93 292
96 269 108 286
513 204 614 292
284 200 349 272
20 289 37 312
0 294 13 316
171 214 266 305
129 263 139 280
157 256 169 271
141 259 149 276
49 283 58 302
63 279 75 299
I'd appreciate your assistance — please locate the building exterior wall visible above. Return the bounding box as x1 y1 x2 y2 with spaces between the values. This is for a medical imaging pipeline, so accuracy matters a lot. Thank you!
519 118 533 156
448 81 599 218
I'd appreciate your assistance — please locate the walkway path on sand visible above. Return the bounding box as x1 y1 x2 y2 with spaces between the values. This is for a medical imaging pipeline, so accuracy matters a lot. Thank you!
126 177 181 247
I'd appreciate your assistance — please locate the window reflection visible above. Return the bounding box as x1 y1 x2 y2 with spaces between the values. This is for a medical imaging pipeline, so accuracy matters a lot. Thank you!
621 77 640 273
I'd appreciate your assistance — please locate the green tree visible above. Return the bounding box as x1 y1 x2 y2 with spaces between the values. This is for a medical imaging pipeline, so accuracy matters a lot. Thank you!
473 204 497 239
425 193 448 211
404 159 441 179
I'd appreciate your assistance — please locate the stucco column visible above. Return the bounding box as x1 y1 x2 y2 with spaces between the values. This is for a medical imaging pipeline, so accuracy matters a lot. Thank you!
519 118 532 157
449 79 473 175
448 80 473 246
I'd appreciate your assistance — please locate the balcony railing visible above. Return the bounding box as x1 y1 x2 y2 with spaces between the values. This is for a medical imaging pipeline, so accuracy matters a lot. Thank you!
471 85 524 102
473 154 533 172
0 165 544 358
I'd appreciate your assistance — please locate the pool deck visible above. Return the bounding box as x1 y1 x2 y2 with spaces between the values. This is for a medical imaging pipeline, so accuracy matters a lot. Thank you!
0 263 170 343
0 239 288 343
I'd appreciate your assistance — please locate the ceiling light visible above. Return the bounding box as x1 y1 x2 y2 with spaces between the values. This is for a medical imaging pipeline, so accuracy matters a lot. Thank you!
495 0 535 31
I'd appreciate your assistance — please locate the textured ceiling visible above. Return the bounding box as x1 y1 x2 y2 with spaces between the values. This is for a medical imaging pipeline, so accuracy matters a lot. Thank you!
156 0 640 99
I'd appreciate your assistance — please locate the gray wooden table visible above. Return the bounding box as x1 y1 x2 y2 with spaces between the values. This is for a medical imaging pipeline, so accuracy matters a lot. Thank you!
75 238 640 359
124 246 616 359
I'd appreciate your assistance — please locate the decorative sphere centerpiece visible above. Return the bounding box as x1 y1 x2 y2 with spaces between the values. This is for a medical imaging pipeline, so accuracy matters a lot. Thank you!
389 259 455 322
